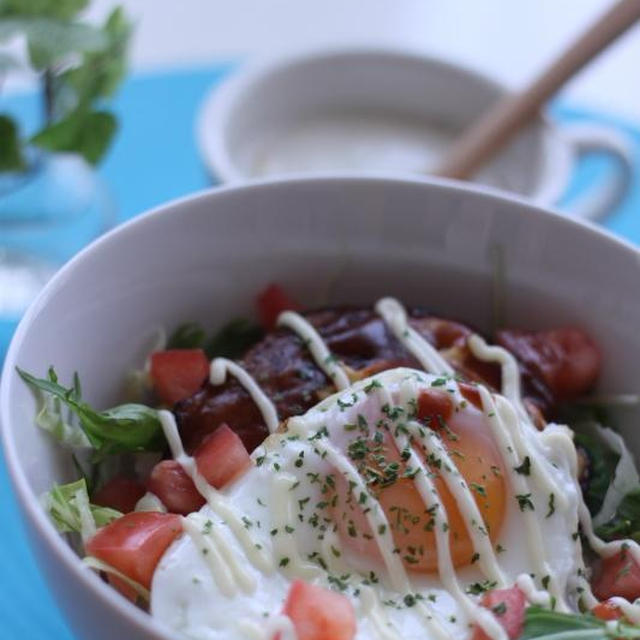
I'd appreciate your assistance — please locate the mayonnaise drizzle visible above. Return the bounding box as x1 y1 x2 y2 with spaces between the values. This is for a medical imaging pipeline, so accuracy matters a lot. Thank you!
375 297 453 375
277 310 351 389
403 419 506 586
394 377 506 586
478 388 567 608
391 417 507 640
210 357 279 433
468 335 569 509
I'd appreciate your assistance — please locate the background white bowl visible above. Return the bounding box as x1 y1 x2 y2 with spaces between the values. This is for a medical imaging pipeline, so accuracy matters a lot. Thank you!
2 176 640 640
199 47 634 221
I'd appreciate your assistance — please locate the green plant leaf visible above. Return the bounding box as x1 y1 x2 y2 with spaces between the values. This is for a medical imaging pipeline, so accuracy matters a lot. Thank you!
31 109 117 165
0 18 107 69
63 7 132 105
0 114 25 171
205 318 265 359
0 0 88 20
17 367 165 455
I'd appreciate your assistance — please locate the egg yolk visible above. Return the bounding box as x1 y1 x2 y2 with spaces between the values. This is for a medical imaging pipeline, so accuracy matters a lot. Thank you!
332 386 507 573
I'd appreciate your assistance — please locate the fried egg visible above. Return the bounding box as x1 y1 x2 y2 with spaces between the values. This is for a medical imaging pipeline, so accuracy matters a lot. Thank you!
151 363 588 640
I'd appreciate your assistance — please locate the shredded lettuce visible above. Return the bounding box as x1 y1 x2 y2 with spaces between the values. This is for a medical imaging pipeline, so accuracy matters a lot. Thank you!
41 479 121 542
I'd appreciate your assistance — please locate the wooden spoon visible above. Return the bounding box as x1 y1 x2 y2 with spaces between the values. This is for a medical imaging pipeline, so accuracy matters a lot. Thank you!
435 0 640 181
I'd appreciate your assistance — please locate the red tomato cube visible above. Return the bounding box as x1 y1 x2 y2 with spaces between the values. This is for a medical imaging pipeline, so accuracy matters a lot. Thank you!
86 512 182 590
593 548 640 602
194 424 252 489
282 580 356 640
147 460 205 515
150 349 209 406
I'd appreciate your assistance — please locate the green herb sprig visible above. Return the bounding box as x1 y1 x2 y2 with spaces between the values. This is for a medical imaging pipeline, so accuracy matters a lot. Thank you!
18 366 164 457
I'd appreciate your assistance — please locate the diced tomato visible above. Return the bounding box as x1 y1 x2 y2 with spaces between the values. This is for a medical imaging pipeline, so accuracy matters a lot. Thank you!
195 424 252 489
281 580 356 640
496 328 600 400
146 460 205 515
92 475 146 514
256 283 300 330
592 600 623 621
417 388 454 424
471 586 526 640
86 512 182 590
150 349 209 406
593 548 640 602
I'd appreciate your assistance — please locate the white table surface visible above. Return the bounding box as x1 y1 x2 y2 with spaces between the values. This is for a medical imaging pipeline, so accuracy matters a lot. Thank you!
6 0 640 119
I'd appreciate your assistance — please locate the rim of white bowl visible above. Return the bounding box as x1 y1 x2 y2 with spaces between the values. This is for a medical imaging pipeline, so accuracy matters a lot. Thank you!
196 44 571 204
1 174 638 638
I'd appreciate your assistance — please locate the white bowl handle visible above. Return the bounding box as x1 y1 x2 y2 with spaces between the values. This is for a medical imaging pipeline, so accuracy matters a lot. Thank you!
558 122 633 222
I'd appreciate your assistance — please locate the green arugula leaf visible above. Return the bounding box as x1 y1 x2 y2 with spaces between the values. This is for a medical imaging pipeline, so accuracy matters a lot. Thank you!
31 109 117 165
205 318 264 359
0 115 25 171
522 607 640 640
41 478 121 541
17 367 165 455
167 323 207 350
574 431 620 516
596 487 640 542
0 0 89 20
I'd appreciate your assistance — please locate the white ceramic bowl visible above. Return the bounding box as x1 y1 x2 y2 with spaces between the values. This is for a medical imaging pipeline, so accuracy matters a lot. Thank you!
2 176 640 640
199 47 633 220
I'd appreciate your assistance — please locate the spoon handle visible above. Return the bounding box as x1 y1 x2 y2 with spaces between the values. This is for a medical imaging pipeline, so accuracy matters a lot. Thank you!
435 0 640 181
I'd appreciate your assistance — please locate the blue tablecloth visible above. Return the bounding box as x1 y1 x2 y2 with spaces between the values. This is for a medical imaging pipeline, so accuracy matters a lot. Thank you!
0 63 639 639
